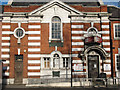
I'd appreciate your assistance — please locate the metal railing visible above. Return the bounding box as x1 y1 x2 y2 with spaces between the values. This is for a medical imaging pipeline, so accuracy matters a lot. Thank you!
28 74 120 87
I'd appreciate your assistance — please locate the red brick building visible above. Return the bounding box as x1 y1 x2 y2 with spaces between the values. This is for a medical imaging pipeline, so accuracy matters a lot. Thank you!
108 5 120 78
1 0 119 85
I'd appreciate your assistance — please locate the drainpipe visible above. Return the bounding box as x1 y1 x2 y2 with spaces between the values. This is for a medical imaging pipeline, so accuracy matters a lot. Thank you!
109 20 114 80
70 16 72 87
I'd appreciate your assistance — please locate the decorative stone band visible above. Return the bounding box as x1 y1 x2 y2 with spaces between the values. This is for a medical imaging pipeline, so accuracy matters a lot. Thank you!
28 60 40 64
2 25 11 29
28 48 40 52
28 25 41 29
28 37 41 40
71 25 84 29
102 25 109 29
2 37 10 40
28 66 40 70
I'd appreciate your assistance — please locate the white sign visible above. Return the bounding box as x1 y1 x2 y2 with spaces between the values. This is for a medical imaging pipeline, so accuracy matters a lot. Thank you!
104 64 111 71
74 64 83 71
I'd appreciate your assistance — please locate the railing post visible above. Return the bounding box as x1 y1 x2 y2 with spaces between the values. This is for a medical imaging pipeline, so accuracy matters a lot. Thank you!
106 78 107 87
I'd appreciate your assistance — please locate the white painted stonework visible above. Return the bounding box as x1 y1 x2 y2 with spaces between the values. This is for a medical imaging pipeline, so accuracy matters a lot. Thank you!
2 25 11 29
72 42 84 45
28 37 41 40
72 31 86 34
28 25 41 29
28 54 41 58
28 72 40 76
1 49 10 52
71 25 84 29
1 54 10 58
28 48 41 52
25 31 41 34
2 31 13 34
28 66 40 70
28 60 40 64
102 25 109 29
2 37 10 40
28 42 40 46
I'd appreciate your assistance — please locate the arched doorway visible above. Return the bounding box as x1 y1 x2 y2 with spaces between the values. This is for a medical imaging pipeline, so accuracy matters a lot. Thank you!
83 46 109 78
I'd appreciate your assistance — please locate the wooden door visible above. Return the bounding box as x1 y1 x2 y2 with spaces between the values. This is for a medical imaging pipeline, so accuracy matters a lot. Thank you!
88 55 99 78
14 55 23 84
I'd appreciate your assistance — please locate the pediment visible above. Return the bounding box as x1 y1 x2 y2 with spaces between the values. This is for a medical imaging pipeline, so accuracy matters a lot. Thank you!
29 0 83 16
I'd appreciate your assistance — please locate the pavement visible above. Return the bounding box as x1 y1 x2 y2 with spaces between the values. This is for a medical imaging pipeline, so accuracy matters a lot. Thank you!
1 84 120 90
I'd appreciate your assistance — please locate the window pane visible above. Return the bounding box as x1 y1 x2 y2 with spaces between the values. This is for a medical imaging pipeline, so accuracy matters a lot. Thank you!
66 58 69 67
63 58 65 67
52 17 61 39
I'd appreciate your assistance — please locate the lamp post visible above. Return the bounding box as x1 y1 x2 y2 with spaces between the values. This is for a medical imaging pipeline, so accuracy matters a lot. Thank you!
0 60 6 90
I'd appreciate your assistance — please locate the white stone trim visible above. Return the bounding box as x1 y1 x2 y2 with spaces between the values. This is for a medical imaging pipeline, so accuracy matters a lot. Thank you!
28 60 40 64
29 21 41 23
28 48 40 52
28 25 41 29
72 60 83 63
72 72 86 75
72 54 78 57
102 42 110 45
1 54 10 58
72 36 84 40
1 49 10 52
28 42 40 46
104 48 110 51
72 42 84 45
72 31 86 34
25 31 40 34
28 54 41 58
102 36 109 40
29 0 83 15
28 37 40 40
101 21 110 23
2 31 13 34
98 31 109 34
2 25 10 29
72 48 84 51
104 72 111 75
28 66 40 70
71 25 84 29
28 72 40 76
2 37 10 40
105 60 111 63
2 43 10 46
102 25 109 29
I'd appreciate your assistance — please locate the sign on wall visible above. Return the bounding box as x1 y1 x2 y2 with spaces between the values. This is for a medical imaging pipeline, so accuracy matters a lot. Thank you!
74 64 83 71
104 64 111 71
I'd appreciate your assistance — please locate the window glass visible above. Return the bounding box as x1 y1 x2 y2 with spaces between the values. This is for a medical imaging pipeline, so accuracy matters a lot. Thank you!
115 25 120 38
63 58 69 68
44 58 50 68
52 16 61 39
116 55 120 70
53 54 60 68
16 28 24 37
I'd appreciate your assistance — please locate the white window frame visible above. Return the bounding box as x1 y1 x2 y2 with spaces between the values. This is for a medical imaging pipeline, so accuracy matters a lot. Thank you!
43 57 50 69
63 57 70 69
114 23 120 39
115 54 120 77
49 16 63 42
14 27 25 39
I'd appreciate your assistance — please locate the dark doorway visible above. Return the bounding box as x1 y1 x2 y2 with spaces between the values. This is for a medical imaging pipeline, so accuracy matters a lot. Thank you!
88 55 99 78
14 55 23 84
